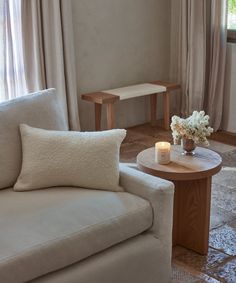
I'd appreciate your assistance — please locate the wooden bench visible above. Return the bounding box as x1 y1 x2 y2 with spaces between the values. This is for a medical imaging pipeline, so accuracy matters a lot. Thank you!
81 81 181 131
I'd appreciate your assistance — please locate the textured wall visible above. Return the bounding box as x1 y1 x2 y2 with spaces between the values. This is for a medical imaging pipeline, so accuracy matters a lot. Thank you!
72 0 171 130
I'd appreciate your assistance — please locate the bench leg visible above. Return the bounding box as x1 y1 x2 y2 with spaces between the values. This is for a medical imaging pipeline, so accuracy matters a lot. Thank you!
150 93 157 126
106 102 115 129
163 92 170 130
95 103 102 131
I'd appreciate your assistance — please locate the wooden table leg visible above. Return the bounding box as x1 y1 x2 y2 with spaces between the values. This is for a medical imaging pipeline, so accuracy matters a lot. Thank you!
95 103 102 131
163 92 170 130
172 177 212 255
150 93 157 126
106 102 115 129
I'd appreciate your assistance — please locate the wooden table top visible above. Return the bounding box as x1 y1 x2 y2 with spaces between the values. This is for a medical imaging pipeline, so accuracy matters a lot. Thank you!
137 146 222 181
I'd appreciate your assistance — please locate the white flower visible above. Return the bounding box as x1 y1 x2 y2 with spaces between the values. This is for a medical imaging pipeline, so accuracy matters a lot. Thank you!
170 111 213 146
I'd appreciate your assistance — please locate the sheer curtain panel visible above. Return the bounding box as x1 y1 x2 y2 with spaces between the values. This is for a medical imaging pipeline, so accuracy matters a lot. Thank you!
0 0 27 102
21 0 80 130
170 0 227 130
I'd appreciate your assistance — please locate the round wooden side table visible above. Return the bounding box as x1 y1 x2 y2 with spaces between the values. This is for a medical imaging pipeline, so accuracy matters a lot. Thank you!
137 145 222 255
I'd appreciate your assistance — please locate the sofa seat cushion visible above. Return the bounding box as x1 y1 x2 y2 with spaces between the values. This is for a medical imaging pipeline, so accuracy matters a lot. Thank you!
0 187 153 283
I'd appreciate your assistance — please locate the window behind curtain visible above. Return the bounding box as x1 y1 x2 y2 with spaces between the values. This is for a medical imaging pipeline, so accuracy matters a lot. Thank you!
0 0 4 100
228 0 236 29
0 0 27 102
228 0 236 42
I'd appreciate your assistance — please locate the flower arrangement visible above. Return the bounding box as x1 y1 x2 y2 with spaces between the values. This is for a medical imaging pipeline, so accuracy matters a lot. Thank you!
170 111 214 146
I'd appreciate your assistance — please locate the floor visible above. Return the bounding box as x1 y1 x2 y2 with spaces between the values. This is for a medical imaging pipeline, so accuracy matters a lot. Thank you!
120 123 236 283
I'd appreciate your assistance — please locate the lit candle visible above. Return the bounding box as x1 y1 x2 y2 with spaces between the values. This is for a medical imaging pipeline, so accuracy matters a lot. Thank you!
155 142 171 165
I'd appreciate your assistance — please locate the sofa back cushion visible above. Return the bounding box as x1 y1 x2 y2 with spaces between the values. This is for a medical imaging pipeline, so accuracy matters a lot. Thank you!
0 89 68 189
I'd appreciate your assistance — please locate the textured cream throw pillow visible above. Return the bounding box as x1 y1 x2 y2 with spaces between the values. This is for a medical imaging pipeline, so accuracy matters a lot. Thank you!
14 124 126 192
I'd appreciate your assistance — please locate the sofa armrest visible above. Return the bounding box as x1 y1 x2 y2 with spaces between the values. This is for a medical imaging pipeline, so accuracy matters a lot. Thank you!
119 163 174 245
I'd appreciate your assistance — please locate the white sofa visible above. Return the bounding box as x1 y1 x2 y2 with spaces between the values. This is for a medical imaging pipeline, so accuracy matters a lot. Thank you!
0 90 174 283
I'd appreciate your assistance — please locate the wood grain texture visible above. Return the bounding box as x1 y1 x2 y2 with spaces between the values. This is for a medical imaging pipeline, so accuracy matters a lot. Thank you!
82 81 181 131
95 103 102 131
163 91 170 130
150 81 180 130
137 146 222 181
137 145 222 255
172 177 212 254
82 92 119 104
150 93 157 126
106 103 115 129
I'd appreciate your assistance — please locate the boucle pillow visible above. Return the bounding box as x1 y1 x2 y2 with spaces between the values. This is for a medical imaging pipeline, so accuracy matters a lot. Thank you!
14 124 126 192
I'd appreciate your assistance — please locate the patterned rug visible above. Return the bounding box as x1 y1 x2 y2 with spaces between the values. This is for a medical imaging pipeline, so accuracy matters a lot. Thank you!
172 263 207 283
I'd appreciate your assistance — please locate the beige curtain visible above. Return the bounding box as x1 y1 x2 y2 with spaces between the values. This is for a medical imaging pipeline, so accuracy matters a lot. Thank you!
205 0 227 130
170 0 207 117
1 0 27 102
21 0 80 130
170 0 227 130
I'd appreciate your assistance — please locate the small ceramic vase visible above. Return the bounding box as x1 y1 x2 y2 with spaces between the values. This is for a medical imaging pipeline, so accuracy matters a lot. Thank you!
181 138 196 156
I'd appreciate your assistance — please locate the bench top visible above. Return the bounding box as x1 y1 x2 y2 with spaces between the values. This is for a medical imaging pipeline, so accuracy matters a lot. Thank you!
102 83 166 101
81 81 180 104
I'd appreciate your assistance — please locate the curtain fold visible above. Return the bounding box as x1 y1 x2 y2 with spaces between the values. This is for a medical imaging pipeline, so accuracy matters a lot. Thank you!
21 0 80 130
170 0 227 131
205 0 227 130
0 0 27 102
